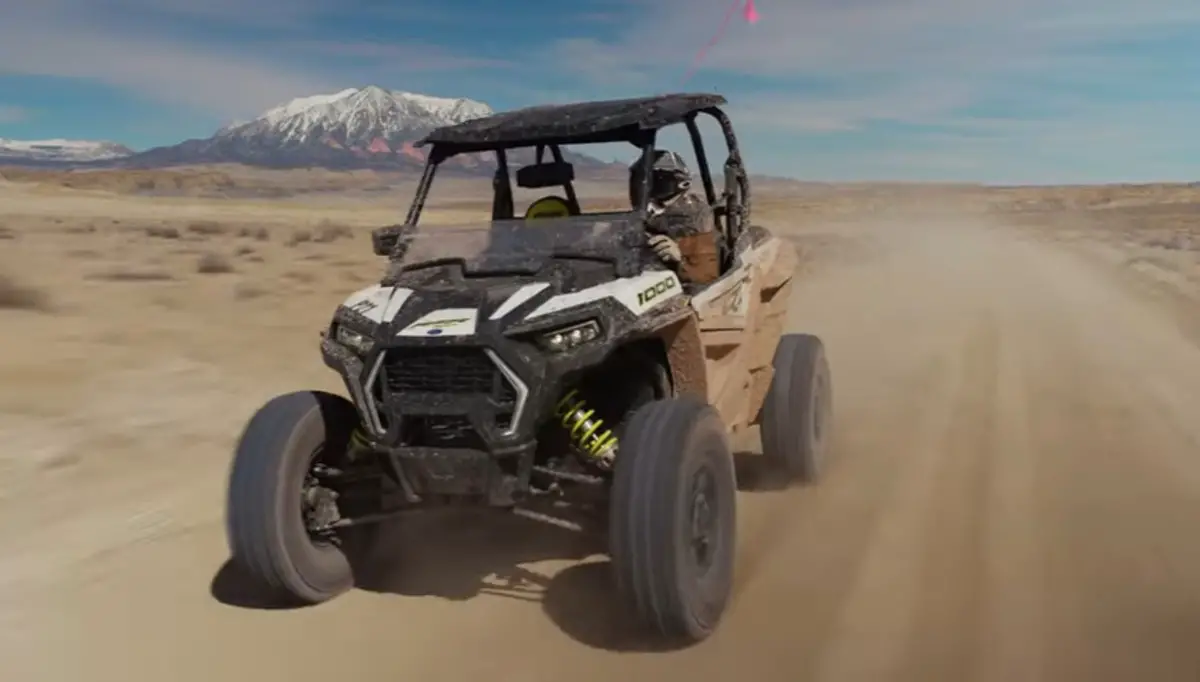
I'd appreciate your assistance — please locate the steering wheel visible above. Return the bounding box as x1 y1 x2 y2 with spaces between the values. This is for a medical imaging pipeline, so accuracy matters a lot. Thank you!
524 195 572 220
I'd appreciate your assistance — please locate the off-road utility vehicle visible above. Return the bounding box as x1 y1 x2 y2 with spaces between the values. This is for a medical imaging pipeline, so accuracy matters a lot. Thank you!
224 93 833 643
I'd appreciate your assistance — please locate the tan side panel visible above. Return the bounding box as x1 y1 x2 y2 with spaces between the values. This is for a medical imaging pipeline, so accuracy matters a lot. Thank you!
745 277 794 424
705 288 762 430
688 234 801 431
758 236 798 291
743 237 798 425
660 317 708 400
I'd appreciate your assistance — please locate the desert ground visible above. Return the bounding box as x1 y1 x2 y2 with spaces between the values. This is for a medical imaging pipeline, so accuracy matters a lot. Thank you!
4 166 1200 681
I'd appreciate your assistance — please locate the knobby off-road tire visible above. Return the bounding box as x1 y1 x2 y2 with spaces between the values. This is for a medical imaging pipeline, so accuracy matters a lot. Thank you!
225 390 371 604
761 333 833 484
609 396 737 644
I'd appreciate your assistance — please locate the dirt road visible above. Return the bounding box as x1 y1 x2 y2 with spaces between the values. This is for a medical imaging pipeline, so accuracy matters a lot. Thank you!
6 218 1200 681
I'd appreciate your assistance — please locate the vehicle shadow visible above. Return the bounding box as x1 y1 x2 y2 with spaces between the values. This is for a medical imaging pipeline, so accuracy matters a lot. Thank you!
210 507 601 609
733 449 791 492
540 560 692 653
353 508 601 601
210 559 315 610
211 449 774 641
210 506 696 652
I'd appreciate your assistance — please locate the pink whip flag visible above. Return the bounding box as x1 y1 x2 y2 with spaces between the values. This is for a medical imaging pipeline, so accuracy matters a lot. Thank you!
680 0 761 86
743 0 760 23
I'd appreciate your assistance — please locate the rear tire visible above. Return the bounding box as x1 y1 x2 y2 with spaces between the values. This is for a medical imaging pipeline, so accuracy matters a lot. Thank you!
609 396 737 644
225 390 369 604
761 333 833 483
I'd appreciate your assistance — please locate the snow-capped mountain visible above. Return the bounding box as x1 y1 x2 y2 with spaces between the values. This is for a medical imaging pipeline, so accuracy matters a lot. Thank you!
125 86 606 173
0 138 134 164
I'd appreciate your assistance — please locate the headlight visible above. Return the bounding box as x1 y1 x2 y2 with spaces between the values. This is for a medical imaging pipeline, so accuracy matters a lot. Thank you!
539 320 600 352
335 324 375 355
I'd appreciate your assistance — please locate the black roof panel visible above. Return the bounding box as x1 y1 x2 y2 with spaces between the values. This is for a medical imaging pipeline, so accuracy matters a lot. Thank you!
419 93 727 148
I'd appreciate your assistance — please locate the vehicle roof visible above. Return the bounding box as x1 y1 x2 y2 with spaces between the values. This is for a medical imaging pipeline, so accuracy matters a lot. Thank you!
417 93 727 149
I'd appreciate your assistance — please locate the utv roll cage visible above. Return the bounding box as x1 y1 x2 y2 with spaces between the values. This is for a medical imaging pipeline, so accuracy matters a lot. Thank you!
399 93 752 267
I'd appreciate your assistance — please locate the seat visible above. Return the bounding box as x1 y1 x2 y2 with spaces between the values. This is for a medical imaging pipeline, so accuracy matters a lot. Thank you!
524 195 574 220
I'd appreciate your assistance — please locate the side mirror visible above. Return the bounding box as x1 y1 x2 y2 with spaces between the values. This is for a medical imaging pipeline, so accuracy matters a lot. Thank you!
371 224 415 256
516 162 575 189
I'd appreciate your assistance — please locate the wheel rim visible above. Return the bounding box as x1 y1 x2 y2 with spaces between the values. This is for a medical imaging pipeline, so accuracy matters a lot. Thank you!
688 466 719 574
300 447 340 547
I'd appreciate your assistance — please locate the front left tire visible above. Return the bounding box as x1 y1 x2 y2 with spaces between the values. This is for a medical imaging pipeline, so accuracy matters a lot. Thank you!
608 396 737 643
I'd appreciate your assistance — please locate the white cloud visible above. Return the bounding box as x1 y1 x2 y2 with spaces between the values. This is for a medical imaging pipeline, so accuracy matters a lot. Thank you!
544 0 1200 133
0 3 338 119
727 81 976 133
551 0 1200 77
742 93 1200 183
0 105 29 123
530 0 1200 182
0 1 499 120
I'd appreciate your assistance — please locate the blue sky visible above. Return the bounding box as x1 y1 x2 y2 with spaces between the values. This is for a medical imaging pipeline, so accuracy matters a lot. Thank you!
2 0 1200 183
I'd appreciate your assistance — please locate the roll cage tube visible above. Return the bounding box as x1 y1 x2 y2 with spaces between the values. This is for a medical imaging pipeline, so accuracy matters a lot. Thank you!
404 132 659 227
683 107 750 250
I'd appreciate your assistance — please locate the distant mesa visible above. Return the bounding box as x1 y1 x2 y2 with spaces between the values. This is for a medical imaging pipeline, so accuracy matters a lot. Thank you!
0 138 134 165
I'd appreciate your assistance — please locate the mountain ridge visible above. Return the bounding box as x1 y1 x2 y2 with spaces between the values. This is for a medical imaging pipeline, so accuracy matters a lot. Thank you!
117 86 620 175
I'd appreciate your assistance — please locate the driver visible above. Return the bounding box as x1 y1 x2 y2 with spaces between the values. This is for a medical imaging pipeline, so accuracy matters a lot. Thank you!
629 150 720 285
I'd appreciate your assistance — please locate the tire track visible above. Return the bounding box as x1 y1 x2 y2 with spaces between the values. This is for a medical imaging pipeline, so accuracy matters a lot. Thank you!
806 314 996 682
973 302 1046 682
895 311 999 680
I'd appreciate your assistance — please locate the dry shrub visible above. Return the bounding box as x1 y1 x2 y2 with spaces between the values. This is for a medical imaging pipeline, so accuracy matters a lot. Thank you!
197 252 234 274
313 221 354 243
146 225 181 239
1145 233 1194 250
0 226 15 240
283 270 317 283
234 246 256 257
88 269 175 282
238 226 270 241
188 220 226 236
234 282 267 300
340 270 372 283
0 272 50 311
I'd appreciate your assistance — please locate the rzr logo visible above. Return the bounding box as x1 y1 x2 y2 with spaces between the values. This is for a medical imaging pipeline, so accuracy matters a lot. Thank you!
349 299 378 313
721 283 747 316
637 276 677 307
408 317 470 329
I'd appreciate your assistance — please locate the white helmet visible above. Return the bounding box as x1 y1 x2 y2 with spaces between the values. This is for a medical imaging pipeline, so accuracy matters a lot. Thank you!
629 150 692 208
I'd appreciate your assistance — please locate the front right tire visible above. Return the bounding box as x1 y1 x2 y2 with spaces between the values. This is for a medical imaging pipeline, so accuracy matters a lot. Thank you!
225 390 366 604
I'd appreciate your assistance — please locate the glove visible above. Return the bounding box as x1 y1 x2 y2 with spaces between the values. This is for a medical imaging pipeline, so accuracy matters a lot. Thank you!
648 234 682 264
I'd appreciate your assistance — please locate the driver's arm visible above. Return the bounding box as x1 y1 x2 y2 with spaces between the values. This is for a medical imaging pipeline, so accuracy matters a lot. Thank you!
665 197 720 285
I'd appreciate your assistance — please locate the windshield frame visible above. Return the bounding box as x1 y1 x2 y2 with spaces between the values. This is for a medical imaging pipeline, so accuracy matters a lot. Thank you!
402 134 658 228
381 212 651 279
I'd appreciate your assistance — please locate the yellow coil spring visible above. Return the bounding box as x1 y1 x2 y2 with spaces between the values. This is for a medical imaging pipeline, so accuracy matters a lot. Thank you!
348 427 374 454
554 389 618 463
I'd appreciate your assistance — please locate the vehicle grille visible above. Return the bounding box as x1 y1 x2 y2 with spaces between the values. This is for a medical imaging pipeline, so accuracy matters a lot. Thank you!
405 415 483 449
382 347 516 404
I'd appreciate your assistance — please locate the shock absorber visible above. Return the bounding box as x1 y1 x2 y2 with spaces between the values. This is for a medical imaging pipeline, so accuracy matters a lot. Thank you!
554 389 618 468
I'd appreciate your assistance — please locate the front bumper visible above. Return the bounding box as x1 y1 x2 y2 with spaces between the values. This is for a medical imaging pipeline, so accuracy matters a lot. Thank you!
322 336 555 503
